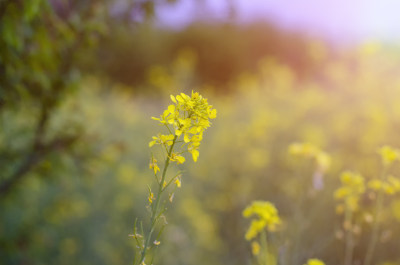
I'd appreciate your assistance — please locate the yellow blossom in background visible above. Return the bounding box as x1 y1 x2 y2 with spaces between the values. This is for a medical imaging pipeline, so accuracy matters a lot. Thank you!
368 179 383 191
386 176 400 194
304 258 326 265
334 171 365 211
368 176 400 195
316 152 331 171
243 201 281 240
378 145 400 166
251 241 260 256
289 142 331 172
289 142 319 157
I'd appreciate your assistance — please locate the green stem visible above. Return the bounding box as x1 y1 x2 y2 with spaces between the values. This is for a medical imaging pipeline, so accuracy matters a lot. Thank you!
291 163 307 265
138 136 177 264
260 230 269 265
343 208 354 265
364 167 387 265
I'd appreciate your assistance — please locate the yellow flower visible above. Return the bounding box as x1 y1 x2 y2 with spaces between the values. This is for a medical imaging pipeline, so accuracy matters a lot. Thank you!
150 91 217 162
245 219 267 241
174 178 181 188
251 241 260 256
316 152 331 171
243 201 281 240
289 142 331 172
149 134 175 147
334 171 365 211
149 157 160 175
304 258 326 265
288 142 319 157
368 179 382 190
148 192 154 204
170 153 185 164
367 175 400 195
387 176 400 194
378 145 400 166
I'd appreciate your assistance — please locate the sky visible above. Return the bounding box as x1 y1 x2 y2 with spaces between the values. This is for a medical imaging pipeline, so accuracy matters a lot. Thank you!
156 0 400 44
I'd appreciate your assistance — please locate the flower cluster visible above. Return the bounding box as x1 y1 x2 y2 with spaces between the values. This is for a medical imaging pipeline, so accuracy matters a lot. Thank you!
334 171 365 211
242 201 281 241
368 176 400 195
289 142 331 172
150 91 217 162
378 145 400 166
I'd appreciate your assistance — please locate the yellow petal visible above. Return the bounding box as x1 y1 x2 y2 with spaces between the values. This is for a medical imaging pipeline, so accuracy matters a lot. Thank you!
175 178 181 188
176 155 185 164
192 150 199 162
184 134 190 143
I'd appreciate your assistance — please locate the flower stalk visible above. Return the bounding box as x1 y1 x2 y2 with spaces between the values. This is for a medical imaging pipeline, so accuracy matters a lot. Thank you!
138 136 177 264
364 146 400 265
132 92 216 265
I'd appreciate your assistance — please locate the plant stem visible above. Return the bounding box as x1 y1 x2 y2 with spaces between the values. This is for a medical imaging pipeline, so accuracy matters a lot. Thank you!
138 136 177 264
364 167 387 265
343 208 354 265
363 191 383 265
260 230 269 265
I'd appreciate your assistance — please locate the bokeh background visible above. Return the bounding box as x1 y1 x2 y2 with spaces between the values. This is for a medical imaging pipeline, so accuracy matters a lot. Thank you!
2 0 400 264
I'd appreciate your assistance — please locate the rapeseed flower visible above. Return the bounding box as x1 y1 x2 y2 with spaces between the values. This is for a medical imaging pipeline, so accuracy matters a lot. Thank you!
174 178 181 188
334 171 365 211
135 92 216 265
289 142 319 157
378 145 400 166
289 142 331 172
148 192 154 204
149 157 160 175
243 201 281 240
251 241 260 256
304 258 326 265
150 91 217 162
368 175 400 195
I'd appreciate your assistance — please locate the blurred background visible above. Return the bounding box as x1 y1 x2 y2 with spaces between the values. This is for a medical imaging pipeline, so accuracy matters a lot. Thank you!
1 0 400 264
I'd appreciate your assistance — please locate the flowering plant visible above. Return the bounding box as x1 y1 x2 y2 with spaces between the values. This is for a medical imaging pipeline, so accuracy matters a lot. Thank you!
132 92 216 265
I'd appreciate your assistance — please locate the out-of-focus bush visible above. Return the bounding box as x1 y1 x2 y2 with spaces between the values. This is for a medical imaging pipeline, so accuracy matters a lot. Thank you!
2 41 400 265
96 22 334 91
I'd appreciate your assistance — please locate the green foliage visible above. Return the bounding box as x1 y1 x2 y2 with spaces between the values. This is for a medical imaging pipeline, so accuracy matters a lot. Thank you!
96 22 331 90
2 2 400 265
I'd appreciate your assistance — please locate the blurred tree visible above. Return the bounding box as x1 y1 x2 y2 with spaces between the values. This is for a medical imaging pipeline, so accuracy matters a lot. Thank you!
96 22 332 91
0 0 179 198
0 0 107 198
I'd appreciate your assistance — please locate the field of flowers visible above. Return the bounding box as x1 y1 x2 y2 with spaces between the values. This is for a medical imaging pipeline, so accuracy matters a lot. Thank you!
2 43 400 265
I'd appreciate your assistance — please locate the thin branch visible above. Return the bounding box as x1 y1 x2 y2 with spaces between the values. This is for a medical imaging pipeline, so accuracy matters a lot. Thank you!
0 135 78 198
